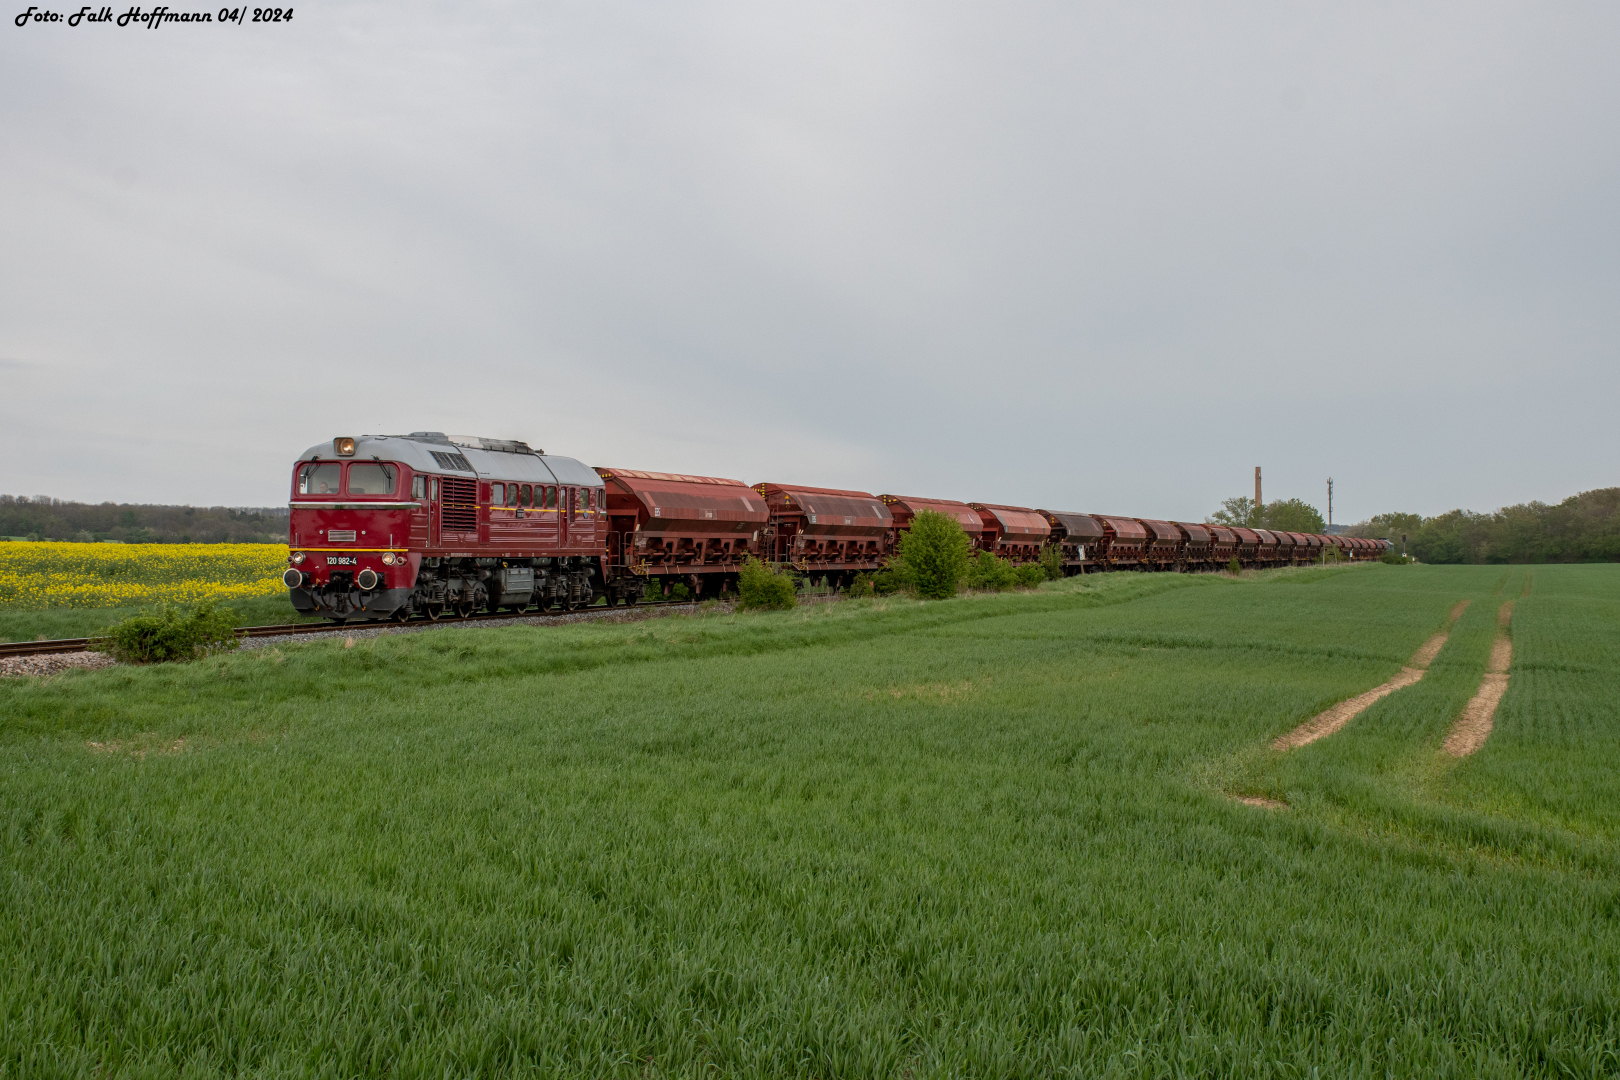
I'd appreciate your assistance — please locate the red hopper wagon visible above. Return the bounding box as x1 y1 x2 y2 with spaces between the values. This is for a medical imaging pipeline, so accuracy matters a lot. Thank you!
969 504 1051 564
598 468 769 600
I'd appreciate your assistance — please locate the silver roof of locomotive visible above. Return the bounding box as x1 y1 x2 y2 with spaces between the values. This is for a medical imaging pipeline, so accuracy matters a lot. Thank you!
295 433 602 487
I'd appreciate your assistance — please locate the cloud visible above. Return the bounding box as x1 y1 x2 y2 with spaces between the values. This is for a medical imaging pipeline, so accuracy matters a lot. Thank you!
1 1 1617 518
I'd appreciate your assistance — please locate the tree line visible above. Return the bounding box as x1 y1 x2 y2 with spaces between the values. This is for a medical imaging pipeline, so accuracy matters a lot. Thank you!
1345 487 1620 564
1209 487 1620 564
0 495 289 545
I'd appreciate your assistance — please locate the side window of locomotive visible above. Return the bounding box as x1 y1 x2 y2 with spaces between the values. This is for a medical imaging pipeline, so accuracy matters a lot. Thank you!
347 463 395 495
520 484 532 507
298 462 341 496
411 475 425 499
490 483 504 506
544 486 557 509
429 478 438 501
506 484 520 507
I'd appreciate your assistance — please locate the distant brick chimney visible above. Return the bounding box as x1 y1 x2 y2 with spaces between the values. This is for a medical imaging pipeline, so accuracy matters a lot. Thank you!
1254 467 1262 513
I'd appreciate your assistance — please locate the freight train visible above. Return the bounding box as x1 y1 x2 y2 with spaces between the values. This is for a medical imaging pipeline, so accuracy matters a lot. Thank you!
283 432 1391 622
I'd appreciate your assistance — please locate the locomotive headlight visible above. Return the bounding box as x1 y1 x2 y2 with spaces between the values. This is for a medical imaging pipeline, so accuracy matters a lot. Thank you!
382 552 397 565
290 552 306 565
333 436 356 456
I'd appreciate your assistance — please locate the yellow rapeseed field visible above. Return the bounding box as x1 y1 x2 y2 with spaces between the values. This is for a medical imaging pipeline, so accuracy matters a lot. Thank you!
0 542 289 609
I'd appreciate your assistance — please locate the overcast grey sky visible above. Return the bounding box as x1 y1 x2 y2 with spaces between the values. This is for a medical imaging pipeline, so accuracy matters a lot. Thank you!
2 2 1616 522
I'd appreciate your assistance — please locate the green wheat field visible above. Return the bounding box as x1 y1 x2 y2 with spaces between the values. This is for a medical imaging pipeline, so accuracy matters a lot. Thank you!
3 563 1617 1076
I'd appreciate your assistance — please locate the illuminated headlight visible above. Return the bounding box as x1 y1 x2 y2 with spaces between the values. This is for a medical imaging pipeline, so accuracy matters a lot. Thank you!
382 552 398 565
290 552 306 565
333 436 356 456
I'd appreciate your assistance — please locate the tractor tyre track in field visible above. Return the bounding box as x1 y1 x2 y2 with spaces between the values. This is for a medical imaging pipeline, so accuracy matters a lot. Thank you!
1443 600 1514 757
1273 600 1470 750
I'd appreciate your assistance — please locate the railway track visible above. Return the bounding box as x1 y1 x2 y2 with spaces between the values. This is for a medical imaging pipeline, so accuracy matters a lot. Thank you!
0 600 688 659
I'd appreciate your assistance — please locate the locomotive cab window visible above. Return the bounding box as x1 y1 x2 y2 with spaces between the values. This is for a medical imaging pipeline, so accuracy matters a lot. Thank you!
412 475 425 499
347 463 395 495
298 462 341 495
490 483 504 506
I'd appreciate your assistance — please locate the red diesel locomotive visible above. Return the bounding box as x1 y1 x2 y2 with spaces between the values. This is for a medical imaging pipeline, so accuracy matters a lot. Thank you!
283 432 1390 622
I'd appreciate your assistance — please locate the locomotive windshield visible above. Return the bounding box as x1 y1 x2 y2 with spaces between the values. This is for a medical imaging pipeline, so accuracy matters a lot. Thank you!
348 463 396 495
298 463 341 495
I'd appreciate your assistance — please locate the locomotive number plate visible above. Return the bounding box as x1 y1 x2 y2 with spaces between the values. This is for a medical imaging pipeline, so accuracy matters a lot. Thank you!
327 556 358 566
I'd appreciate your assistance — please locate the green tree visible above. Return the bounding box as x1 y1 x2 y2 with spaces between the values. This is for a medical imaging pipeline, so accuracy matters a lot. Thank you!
894 509 971 599
1260 498 1325 533
1209 495 1326 533
1209 496 1257 527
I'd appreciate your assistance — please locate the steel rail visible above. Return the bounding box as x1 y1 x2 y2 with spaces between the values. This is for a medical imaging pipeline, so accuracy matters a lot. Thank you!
0 599 688 659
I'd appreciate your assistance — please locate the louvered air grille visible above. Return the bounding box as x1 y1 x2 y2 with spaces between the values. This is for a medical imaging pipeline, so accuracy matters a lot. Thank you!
430 451 474 471
440 476 478 531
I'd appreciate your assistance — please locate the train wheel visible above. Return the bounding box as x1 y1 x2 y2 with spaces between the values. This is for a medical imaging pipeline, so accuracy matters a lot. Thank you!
454 601 474 619
425 603 444 621
392 607 411 624
625 593 639 606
